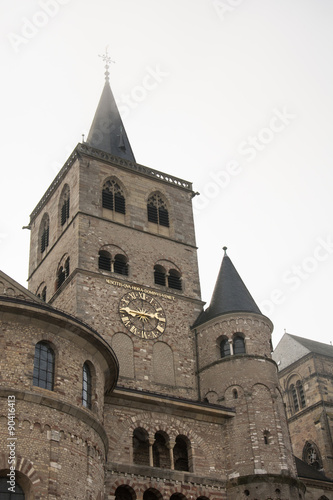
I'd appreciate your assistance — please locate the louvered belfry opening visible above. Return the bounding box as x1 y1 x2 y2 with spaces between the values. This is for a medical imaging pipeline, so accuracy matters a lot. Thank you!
61 196 70 226
102 179 126 214
168 269 182 290
147 193 169 227
154 265 166 286
99 250 111 271
40 216 49 253
57 257 70 289
114 254 128 275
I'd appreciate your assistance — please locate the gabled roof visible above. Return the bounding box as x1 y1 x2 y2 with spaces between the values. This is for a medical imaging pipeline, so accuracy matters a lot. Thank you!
272 333 333 371
288 334 333 358
86 79 136 162
0 270 44 304
193 250 262 327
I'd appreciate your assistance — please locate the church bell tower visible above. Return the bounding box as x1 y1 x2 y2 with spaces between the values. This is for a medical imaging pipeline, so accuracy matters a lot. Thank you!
27 54 203 400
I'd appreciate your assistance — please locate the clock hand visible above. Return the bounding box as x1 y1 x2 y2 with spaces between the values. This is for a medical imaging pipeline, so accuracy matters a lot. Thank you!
120 307 153 319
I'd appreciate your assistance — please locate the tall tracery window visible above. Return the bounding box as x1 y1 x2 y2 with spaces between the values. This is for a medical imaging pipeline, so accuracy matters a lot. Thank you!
0 478 25 499
220 337 231 358
40 214 50 253
233 334 245 354
290 379 306 414
33 341 55 390
82 362 92 409
60 185 70 226
297 379 306 408
57 257 70 289
102 179 126 214
147 193 169 227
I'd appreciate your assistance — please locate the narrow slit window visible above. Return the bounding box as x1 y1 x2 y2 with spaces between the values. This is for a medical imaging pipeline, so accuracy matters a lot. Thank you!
82 362 92 409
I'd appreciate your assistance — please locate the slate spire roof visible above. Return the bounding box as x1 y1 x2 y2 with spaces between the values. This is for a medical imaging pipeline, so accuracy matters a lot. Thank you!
86 61 135 162
194 248 261 327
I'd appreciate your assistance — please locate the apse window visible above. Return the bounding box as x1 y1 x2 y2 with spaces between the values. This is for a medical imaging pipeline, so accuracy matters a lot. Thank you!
33 341 55 391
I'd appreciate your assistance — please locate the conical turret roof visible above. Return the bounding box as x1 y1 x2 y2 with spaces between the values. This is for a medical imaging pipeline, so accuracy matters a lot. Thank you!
87 78 135 162
194 248 261 327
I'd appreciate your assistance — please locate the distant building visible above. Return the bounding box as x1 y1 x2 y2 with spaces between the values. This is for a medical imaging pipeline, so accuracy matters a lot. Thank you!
273 333 333 498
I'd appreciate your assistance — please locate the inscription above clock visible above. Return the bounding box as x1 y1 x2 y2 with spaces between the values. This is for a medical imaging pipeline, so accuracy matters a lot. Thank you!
119 291 166 340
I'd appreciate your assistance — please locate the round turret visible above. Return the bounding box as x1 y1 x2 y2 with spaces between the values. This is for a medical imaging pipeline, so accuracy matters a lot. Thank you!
0 294 118 499
193 251 305 500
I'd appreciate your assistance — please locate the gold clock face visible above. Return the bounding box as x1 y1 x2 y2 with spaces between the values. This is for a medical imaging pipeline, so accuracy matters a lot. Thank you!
119 291 166 339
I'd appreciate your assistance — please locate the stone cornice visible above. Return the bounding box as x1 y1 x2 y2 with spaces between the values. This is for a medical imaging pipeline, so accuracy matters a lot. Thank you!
107 387 235 420
29 143 193 223
107 461 226 487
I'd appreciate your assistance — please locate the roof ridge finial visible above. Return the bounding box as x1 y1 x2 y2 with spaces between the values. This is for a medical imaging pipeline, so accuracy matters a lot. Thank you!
99 46 115 82
223 246 228 256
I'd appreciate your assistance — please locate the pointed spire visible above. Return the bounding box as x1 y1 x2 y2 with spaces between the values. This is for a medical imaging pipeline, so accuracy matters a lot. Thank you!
194 248 261 327
86 50 136 162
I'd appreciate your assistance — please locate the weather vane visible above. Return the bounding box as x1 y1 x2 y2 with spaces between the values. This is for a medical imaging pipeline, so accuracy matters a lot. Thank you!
99 46 115 81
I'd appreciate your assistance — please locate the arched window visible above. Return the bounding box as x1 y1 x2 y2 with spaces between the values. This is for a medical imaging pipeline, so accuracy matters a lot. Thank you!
147 193 169 227
154 265 166 286
168 269 182 290
40 214 49 253
33 341 55 390
115 485 136 500
0 478 25 499
303 441 323 470
82 362 92 409
99 250 111 271
297 380 306 409
114 254 129 275
57 257 70 289
60 185 70 226
290 384 299 412
173 435 189 471
153 431 170 468
143 489 162 500
133 428 150 466
233 334 245 354
233 389 238 399
36 284 47 302
220 337 230 358
102 179 126 214
289 378 306 414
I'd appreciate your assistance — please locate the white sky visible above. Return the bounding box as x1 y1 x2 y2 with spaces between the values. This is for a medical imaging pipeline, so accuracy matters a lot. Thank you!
1 0 332 349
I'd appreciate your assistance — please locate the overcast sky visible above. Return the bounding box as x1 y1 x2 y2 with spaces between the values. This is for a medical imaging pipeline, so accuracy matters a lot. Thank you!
1 0 333 348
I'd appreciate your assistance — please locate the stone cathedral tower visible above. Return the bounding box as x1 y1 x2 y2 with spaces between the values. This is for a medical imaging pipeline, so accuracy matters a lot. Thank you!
0 60 307 499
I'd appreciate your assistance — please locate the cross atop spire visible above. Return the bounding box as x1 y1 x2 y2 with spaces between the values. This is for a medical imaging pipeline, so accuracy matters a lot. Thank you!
99 46 115 82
